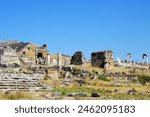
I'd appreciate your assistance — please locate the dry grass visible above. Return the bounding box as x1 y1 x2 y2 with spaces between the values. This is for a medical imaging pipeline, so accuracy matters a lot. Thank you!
50 78 150 100
0 91 33 100
0 65 150 100
71 64 104 73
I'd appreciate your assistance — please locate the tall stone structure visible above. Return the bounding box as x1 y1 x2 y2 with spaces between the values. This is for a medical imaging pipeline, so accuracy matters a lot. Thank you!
0 40 48 65
70 51 84 65
91 50 113 69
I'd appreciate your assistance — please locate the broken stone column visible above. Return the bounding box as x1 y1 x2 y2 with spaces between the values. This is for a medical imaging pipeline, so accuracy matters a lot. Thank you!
70 51 84 65
57 53 62 66
64 58 70 66
53 59 57 66
47 54 51 64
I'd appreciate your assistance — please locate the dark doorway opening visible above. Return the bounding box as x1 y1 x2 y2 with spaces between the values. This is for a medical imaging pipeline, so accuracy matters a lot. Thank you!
37 53 43 58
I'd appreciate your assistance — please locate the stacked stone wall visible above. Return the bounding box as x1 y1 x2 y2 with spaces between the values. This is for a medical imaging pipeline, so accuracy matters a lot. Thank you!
71 51 84 65
91 50 113 69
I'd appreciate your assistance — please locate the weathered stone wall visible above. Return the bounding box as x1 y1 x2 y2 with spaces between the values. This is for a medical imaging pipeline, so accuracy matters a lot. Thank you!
0 47 20 66
0 40 49 65
70 51 84 65
18 43 37 61
91 50 113 69
16 43 48 65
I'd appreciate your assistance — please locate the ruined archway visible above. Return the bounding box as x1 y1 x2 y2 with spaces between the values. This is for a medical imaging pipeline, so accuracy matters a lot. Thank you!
36 53 45 65
37 53 43 58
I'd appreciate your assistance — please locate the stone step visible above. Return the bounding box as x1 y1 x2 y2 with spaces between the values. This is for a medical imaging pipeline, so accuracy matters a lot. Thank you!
0 84 38 87
0 86 46 91
0 74 46 91
0 78 40 80
0 81 38 83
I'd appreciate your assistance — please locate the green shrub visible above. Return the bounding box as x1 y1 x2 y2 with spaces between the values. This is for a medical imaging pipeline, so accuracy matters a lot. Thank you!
98 75 109 81
138 75 150 85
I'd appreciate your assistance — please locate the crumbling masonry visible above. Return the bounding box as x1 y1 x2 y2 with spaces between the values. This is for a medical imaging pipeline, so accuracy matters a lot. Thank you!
91 50 113 69
70 51 84 65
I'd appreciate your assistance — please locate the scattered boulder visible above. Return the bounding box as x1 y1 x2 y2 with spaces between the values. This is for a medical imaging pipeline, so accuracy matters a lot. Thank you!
64 72 73 79
80 73 89 78
91 75 98 80
91 92 100 97
127 88 136 95
62 66 73 72
68 92 88 97
52 92 62 97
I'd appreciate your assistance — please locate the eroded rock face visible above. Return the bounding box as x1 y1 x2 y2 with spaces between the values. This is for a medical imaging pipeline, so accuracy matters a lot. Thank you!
70 51 84 65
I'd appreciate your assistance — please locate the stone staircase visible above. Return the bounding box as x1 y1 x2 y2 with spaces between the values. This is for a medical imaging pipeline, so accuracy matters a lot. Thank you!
0 73 46 91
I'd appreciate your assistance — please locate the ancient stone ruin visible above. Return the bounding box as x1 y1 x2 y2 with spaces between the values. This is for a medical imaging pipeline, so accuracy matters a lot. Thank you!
0 73 46 91
0 46 20 67
0 40 149 93
91 50 113 69
0 40 48 66
70 51 84 65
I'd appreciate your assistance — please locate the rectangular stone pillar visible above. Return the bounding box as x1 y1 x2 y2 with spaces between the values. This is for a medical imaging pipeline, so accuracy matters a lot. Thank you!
47 54 50 64
57 53 62 66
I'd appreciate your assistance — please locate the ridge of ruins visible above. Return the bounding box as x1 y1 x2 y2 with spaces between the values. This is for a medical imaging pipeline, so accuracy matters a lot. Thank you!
0 40 149 93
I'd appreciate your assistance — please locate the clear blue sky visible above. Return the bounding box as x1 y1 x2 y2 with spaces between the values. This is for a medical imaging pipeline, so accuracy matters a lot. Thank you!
0 0 150 62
